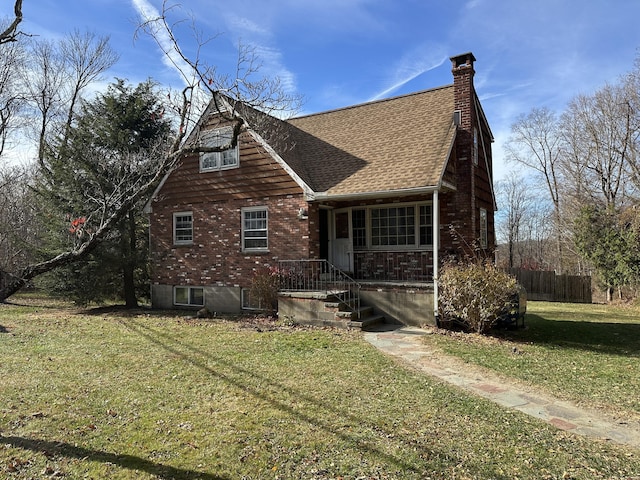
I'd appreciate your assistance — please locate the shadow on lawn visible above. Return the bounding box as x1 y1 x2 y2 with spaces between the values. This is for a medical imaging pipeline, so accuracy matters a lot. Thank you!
118 319 479 477
500 314 640 356
1 435 228 480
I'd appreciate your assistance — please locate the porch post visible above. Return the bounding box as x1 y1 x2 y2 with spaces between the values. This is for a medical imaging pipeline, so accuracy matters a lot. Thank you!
433 190 439 322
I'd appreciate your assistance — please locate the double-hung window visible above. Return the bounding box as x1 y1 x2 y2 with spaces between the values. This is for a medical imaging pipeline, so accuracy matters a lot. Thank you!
242 207 268 251
174 212 193 245
200 126 239 172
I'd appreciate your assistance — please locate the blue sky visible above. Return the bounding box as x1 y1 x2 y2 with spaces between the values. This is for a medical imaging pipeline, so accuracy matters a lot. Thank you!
18 0 640 179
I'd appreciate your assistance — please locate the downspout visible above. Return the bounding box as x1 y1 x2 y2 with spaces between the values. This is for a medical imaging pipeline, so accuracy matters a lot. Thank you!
433 190 439 324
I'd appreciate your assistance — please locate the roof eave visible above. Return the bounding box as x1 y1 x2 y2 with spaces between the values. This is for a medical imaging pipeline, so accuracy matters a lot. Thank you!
312 185 442 202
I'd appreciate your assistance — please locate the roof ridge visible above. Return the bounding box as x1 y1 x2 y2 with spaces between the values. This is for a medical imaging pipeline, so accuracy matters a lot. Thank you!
289 84 454 121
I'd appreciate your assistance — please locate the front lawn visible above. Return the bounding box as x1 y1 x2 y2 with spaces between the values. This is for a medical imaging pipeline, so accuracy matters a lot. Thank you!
425 301 640 421
1 296 639 479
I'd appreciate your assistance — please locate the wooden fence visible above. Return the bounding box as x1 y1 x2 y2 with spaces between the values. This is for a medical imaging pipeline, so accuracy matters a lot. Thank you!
506 269 592 303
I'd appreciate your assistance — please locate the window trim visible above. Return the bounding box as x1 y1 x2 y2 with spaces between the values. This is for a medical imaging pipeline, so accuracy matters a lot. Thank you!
351 202 434 251
173 286 204 307
173 211 193 245
241 206 268 252
473 127 479 166
479 208 488 249
199 126 239 172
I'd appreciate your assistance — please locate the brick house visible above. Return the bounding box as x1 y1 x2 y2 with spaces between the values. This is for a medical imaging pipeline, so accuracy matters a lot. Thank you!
147 52 496 326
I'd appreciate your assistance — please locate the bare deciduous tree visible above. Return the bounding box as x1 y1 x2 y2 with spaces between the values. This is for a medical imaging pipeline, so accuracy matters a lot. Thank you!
0 164 41 280
0 2 301 302
495 173 533 269
59 30 120 147
23 31 119 166
23 38 67 164
505 107 566 272
0 0 24 45
135 0 302 156
562 84 635 211
0 39 26 157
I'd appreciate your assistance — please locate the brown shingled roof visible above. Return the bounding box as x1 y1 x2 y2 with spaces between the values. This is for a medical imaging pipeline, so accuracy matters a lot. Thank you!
283 85 457 197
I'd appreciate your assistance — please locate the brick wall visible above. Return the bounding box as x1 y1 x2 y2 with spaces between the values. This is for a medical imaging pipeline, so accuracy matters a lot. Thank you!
150 194 311 289
354 250 433 282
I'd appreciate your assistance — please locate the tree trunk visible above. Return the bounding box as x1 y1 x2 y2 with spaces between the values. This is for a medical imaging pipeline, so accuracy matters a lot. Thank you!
606 285 613 303
0 236 101 302
122 211 138 309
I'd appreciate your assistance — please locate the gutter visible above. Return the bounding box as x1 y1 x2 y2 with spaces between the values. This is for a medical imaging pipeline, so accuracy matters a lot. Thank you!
310 184 453 202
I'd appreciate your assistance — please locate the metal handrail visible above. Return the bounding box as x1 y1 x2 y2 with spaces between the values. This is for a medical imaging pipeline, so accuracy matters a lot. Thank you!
277 259 361 319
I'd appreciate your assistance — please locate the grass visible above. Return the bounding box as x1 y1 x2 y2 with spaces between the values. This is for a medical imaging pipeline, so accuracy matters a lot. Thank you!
425 301 640 421
0 296 639 479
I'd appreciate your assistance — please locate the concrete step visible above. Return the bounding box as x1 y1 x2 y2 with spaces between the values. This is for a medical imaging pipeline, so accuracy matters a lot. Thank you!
346 314 385 330
334 305 374 320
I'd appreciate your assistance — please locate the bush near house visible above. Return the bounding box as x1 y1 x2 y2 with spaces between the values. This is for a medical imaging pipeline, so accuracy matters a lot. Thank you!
249 265 280 315
438 260 519 333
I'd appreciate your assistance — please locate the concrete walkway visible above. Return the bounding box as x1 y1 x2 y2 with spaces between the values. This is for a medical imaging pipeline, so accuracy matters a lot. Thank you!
363 325 640 449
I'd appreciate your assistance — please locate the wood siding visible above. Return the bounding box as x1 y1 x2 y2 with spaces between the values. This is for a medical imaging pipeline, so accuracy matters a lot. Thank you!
149 128 309 289
154 129 303 206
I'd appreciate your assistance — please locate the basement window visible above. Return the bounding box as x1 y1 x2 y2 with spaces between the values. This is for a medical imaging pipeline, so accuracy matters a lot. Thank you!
242 288 267 311
174 286 204 307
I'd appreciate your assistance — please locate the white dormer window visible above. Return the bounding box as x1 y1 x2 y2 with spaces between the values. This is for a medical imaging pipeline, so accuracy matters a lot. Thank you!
199 126 239 172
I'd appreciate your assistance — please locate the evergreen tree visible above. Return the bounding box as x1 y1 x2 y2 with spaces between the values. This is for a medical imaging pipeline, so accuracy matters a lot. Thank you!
574 205 640 301
38 79 172 307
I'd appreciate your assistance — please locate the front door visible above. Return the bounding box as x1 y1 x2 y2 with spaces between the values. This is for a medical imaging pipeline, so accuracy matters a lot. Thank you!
332 209 353 272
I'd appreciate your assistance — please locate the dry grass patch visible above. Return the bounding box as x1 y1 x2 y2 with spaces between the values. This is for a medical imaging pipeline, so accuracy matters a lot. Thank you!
1 296 639 479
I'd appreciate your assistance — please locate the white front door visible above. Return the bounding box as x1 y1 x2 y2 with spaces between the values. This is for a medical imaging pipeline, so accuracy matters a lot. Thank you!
332 209 353 272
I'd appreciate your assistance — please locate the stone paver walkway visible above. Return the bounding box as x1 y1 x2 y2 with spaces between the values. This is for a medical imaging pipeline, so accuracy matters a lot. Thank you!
363 325 640 449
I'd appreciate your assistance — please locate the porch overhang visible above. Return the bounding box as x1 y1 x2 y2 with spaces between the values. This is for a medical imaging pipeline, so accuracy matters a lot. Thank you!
308 182 455 203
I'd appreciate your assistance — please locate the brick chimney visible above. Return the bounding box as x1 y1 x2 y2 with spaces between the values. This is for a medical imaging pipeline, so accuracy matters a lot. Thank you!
450 52 476 131
448 52 478 248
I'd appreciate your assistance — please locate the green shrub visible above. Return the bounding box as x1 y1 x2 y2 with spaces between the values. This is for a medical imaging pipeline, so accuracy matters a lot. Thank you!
438 260 519 334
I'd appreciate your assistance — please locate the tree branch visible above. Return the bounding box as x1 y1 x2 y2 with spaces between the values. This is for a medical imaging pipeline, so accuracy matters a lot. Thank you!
0 0 24 45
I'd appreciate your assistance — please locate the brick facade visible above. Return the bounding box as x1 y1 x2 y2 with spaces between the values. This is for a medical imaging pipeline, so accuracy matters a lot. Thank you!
148 51 496 312
150 194 311 289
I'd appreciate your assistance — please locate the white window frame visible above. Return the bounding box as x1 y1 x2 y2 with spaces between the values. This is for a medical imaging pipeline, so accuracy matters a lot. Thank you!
174 286 204 307
242 206 268 252
479 208 488 249
173 211 193 245
351 202 434 251
199 126 239 172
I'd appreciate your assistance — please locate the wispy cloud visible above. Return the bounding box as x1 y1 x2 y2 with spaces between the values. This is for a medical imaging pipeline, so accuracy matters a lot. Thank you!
221 12 297 94
130 0 194 85
369 47 448 101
